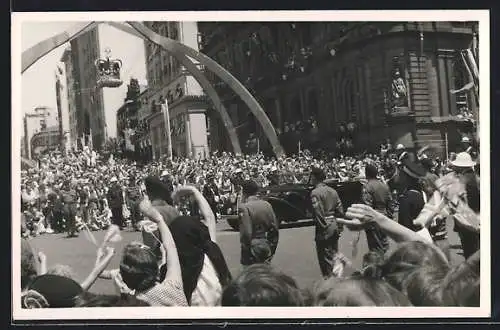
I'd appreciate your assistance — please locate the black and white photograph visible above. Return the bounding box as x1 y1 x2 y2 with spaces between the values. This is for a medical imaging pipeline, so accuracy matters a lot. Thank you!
12 10 490 320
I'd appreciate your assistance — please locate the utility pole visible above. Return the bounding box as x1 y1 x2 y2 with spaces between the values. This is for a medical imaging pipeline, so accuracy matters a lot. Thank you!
55 69 65 153
161 102 173 160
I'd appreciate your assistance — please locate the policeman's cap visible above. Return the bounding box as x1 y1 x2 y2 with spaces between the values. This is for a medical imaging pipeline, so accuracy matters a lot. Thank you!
310 167 326 181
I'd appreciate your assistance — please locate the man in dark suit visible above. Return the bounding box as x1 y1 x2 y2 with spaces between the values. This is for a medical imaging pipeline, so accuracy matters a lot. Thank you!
202 173 220 220
107 176 125 229
310 167 345 278
361 163 394 255
238 180 279 266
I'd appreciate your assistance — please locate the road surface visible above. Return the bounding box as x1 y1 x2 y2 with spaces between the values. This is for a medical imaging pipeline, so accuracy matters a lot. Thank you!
26 217 465 295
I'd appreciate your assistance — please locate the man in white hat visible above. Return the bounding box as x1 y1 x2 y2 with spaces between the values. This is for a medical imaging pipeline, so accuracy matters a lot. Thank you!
449 152 480 259
461 136 473 154
395 143 410 163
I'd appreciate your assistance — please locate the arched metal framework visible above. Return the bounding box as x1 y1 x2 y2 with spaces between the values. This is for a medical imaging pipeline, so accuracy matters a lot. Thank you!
21 21 285 157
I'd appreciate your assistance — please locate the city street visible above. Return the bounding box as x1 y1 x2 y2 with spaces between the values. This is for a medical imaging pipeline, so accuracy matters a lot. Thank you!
28 217 465 296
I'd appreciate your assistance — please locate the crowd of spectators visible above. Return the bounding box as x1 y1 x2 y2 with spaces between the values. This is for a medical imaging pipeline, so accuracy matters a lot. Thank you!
20 138 480 308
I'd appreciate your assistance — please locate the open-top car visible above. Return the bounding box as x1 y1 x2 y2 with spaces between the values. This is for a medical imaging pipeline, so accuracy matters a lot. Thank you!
221 179 364 231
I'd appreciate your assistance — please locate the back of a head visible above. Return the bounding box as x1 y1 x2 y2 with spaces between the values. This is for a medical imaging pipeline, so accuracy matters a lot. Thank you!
312 277 412 306
365 163 378 180
21 238 37 290
221 264 304 306
439 251 480 306
47 264 77 281
144 176 173 204
382 241 450 291
402 266 447 306
120 243 159 292
241 179 260 197
74 292 151 307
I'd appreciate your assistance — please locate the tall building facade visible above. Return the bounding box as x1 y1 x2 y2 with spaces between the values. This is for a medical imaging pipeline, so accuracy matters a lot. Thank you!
60 46 79 148
70 28 106 149
198 22 478 157
141 21 210 160
68 25 147 151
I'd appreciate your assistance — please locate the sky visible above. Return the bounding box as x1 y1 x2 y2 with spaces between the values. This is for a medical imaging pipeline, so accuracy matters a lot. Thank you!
21 21 147 140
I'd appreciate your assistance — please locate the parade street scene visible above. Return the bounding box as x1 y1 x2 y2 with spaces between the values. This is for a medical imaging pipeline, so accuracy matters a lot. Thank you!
17 16 482 311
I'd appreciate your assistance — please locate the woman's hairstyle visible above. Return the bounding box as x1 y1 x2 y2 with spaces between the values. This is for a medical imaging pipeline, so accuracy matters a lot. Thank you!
21 238 38 290
311 277 412 306
120 242 159 292
221 264 305 306
402 266 447 306
439 250 480 306
361 251 385 279
74 292 150 307
47 264 77 280
381 241 450 292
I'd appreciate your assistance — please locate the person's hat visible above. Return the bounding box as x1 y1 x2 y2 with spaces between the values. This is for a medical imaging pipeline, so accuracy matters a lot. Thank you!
461 136 471 143
160 170 169 177
110 176 118 183
311 166 326 181
401 160 427 179
241 180 260 196
270 166 278 172
396 144 405 150
450 152 476 168
234 168 243 174
25 274 83 308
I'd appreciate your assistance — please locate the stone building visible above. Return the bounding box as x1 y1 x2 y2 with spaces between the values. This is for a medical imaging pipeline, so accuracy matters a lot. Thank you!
198 22 478 157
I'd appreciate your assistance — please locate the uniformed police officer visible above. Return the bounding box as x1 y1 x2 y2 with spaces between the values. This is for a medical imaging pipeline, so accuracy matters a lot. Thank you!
126 175 143 231
238 180 279 266
310 167 345 278
61 181 78 237
397 160 428 232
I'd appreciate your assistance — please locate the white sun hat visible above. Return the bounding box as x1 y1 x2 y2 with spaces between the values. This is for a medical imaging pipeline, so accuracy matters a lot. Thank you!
450 152 476 168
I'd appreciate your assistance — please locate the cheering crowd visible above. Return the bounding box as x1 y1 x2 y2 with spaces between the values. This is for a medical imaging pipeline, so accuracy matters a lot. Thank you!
20 136 480 308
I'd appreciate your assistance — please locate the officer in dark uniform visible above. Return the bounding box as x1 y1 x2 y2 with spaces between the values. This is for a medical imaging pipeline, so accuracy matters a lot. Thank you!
107 176 125 229
397 160 428 232
61 181 79 237
238 180 279 266
361 163 394 255
126 175 143 231
310 167 345 278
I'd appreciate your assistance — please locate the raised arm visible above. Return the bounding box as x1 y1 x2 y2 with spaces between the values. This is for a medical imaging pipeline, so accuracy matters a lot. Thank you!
80 247 115 291
340 204 431 244
139 199 183 285
173 185 217 242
